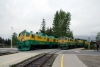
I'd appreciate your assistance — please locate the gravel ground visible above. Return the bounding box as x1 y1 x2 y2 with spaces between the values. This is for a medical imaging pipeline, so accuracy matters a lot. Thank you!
0 52 18 56
77 55 100 67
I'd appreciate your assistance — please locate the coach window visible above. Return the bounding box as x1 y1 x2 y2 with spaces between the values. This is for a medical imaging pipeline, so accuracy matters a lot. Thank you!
26 34 30 37
38 36 42 39
65 38 67 40
47 38 49 41
53 39 55 42
22 33 25 36
32 35 34 38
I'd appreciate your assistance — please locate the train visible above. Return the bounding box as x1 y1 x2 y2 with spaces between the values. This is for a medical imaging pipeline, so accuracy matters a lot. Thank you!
16 30 88 50
58 37 88 50
16 30 58 50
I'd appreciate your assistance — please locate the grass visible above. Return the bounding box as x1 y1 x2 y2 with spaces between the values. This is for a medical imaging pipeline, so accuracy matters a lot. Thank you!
0 45 17 48
49 55 58 67
49 60 54 67
84 44 96 50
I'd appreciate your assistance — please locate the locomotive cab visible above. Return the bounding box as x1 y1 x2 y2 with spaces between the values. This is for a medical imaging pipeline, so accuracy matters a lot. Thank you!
17 30 32 50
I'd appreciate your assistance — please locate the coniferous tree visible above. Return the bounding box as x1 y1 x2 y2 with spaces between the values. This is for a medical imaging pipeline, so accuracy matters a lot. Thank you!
2 38 5 44
40 18 46 34
71 31 74 39
49 27 53 36
0 37 11 46
45 27 53 36
69 31 74 39
0 37 2 44
8 38 11 45
45 27 50 36
52 9 71 38
52 11 60 37
12 32 17 45
5 39 8 45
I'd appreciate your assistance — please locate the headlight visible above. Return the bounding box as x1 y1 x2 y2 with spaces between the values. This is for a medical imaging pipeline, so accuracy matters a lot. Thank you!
21 38 24 41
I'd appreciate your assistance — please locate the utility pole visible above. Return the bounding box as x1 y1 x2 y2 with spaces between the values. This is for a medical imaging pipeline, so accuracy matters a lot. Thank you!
11 27 13 48
88 37 90 50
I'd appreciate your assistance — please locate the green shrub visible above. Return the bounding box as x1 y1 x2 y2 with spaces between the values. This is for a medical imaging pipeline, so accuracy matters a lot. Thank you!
90 44 95 49
84 44 95 50
84 45 88 49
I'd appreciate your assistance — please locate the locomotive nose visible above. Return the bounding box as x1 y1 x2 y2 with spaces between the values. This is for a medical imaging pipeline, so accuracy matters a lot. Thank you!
21 38 24 41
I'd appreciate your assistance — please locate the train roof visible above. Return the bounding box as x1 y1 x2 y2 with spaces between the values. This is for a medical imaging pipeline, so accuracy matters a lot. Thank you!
20 30 56 38
20 30 31 34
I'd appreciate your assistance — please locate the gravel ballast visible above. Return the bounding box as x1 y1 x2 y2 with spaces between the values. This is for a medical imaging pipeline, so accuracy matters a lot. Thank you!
77 55 100 67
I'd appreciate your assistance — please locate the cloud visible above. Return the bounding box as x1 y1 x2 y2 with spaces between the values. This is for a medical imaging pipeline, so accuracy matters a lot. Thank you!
0 0 100 40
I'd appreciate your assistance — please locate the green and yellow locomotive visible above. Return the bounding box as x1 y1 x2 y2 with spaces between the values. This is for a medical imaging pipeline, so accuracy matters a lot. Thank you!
58 37 70 49
58 37 88 50
16 30 58 50
16 30 88 50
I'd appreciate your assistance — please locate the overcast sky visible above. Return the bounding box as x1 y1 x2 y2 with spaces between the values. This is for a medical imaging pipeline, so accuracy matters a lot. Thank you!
0 0 100 40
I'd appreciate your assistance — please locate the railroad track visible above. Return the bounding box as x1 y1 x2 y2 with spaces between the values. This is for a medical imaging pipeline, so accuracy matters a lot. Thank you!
16 50 59 67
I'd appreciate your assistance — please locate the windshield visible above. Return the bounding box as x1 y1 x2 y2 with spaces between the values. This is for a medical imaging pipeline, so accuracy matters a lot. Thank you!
26 33 30 37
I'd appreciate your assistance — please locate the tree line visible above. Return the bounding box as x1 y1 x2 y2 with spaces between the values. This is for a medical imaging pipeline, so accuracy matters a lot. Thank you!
40 9 74 38
0 37 11 45
0 32 17 46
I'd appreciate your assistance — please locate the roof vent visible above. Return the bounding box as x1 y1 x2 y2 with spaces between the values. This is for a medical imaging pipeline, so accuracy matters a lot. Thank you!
36 32 38 34
30 31 33 33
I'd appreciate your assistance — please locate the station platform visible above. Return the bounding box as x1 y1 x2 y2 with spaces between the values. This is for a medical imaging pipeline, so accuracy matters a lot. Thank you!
52 54 87 67
0 52 39 67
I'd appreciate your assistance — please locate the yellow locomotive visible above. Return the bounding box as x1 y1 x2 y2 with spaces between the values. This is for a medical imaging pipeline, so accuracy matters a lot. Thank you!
58 37 86 49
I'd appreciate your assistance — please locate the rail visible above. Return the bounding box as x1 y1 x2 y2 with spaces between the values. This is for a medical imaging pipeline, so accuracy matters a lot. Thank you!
16 50 59 67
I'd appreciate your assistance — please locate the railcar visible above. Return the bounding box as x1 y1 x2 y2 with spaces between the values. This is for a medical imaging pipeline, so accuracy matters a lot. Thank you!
58 37 88 50
58 37 71 49
16 30 58 50
47 36 58 48
76 39 84 47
